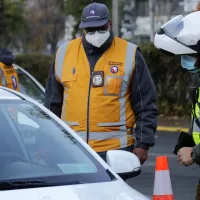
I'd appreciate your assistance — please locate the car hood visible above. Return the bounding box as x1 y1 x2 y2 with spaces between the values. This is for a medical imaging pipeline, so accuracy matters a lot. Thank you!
0 180 150 200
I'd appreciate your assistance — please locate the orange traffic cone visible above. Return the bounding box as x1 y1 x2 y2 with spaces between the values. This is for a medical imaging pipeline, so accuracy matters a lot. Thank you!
152 156 174 200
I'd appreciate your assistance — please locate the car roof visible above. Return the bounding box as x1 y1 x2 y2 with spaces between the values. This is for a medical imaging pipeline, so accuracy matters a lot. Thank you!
0 87 22 100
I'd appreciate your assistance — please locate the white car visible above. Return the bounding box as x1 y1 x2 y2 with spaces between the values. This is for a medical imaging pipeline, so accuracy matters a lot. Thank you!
0 87 149 200
13 64 45 104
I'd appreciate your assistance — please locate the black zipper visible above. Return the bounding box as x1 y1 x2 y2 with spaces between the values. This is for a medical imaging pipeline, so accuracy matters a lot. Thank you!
86 71 92 143
85 48 108 143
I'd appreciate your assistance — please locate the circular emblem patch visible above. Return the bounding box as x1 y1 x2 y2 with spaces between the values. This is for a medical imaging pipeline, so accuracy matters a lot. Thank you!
110 66 118 74
90 10 95 15
92 75 102 86
11 76 17 90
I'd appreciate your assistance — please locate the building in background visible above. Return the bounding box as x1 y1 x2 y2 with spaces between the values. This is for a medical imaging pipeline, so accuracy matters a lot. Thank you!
183 0 200 12
25 0 200 52
121 0 200 44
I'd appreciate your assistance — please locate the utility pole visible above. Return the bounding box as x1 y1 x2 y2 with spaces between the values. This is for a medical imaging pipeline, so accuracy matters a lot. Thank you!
120 0 137 42
112 0 119 36
148 0 155 42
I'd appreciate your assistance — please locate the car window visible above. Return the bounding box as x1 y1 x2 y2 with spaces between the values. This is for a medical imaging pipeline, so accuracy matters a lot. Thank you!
17 72 44 104
0 100 113 186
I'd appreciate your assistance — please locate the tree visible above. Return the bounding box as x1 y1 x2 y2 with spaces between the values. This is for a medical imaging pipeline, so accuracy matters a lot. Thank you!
0 0 27 48
24 0 66 54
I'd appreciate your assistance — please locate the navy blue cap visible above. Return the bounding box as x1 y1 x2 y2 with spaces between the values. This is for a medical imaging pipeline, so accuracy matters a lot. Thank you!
79 2 110 29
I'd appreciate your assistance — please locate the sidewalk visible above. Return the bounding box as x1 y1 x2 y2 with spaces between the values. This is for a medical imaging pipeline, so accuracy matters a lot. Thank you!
157 116 190 132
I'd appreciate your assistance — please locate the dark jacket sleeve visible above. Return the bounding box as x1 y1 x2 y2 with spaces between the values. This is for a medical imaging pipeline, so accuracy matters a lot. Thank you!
131 49 158 150
44 60 64 118
192 144 200 165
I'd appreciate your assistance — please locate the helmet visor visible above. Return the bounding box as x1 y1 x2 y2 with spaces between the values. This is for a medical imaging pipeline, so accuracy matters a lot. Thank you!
161 12 200 49
162 15 184 40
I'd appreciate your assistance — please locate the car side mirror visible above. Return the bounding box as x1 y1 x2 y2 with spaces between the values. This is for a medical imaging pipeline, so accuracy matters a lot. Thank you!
106 150 141 180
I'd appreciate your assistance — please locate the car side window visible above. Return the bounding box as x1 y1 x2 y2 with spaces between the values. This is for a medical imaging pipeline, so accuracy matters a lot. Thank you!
17 72 44 104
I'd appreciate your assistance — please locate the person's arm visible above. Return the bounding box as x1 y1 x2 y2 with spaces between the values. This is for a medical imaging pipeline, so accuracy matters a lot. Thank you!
44 60 64 118
131 49 158 150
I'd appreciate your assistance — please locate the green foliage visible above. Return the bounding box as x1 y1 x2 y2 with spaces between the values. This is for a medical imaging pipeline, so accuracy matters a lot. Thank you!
5 0 27 35
140 43 191 116
15 43 192 117
23 0 66 54
15 54 54 87
0 0 27 46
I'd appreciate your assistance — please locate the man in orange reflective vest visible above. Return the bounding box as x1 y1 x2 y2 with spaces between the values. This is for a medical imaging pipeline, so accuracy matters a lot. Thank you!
45 3 158 164
0 48 20 91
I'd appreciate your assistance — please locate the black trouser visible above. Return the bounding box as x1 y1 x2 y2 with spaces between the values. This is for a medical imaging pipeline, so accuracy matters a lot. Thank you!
97 145 134 162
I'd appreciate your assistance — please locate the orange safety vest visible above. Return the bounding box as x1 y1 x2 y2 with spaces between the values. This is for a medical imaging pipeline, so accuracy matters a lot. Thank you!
55 37 138 152
0 62 20 91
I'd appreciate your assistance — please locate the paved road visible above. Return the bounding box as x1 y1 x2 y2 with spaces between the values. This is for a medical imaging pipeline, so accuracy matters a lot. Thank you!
127 131 199 199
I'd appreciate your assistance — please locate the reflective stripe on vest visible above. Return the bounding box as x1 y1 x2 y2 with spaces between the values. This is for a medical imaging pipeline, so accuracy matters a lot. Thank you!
192 88 200 145
192 121 200 145
55 38 137 152
75 131 134 146
55 42 69 80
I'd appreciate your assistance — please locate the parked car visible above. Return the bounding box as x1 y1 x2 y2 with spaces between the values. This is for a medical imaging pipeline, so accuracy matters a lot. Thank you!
13 64 45 104
0 87 149 200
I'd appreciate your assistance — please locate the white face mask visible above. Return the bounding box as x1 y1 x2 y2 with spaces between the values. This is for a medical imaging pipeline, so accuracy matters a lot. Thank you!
85 30 110 48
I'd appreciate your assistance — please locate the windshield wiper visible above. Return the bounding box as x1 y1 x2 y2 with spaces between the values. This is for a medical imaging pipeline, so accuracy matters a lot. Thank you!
0 180 49 190
0 180 84 190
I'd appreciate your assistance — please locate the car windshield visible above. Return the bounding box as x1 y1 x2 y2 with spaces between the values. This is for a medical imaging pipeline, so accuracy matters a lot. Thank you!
16 69 45 104
0 100 113 188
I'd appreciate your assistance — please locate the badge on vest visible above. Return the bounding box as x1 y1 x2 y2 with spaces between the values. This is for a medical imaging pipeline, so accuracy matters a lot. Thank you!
91 71 104 87
110 66 118 74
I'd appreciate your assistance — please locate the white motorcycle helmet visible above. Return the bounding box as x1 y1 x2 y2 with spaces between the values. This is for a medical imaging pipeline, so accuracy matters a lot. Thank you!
154 11 200 55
